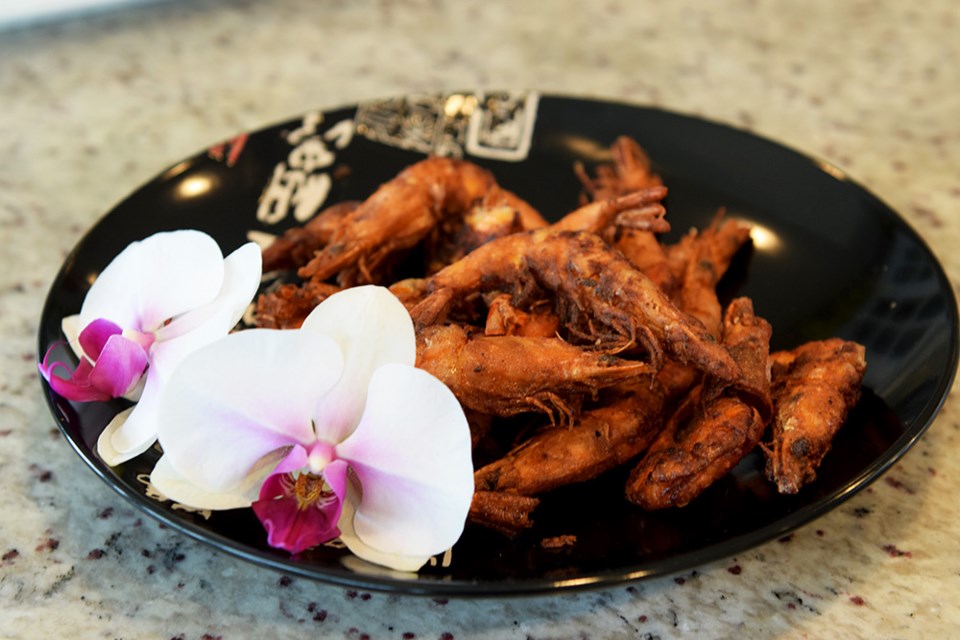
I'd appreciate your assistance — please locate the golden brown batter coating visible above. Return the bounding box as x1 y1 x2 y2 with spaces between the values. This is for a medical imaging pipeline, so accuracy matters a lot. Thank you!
626 298 772 509
473 381 667 497
251 137 869 532
261 201 360 272
483 294 561 339
763 338 867 494
415 324 654 424
551 186 669 235
425 204 525 275
412 229 740 382
574 135 664 202
254 280 341 329
299 156 546 284
670 216 753 339
468 491 540 536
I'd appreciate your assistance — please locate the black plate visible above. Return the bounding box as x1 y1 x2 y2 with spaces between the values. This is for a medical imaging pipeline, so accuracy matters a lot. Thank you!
38 93 959 596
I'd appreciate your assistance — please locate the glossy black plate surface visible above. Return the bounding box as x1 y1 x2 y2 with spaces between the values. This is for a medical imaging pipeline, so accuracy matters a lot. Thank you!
39 92 959 596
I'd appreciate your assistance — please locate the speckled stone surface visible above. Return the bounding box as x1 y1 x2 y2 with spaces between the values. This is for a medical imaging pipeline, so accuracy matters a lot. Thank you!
2 1 959 638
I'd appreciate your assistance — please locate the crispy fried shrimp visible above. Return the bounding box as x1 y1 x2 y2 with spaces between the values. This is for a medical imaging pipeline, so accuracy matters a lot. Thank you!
573 138 672 291
571 137 672 294
611 228 676 293
575 135 663 203
479 183 549 231
415 324 655 424
261 201 360 272
763 338 866 494
672 215 753 339
254 280 341 329
426 204 525 275
626 298 772 509
484 293 561 338
468 491 540 536
298 157 545 284
474 381 667 497
628 395 765 509
552 186 669 235
387 277 429 312
411 229 740 382
707 298 774 422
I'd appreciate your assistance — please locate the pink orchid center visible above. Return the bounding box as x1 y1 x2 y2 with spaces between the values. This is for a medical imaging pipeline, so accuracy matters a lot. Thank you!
292 472 336 511
121 327 157 352
306 440 335 475
251 470 342 554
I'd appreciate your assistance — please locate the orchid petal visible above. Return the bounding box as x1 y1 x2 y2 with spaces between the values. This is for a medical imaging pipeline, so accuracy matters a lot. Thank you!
87 334 148 397
150 454 259 509
79 318 123 360
42 328 146 406
95 406 137 466
322 458 349 503
80 230 224 333
62 315 82 359
252 473 342 553
335 475 434 572
155 242 262 342
40 353 112 402
99 369 164 464
303 286 416 443
335 363 473 565
157 329 344 494
142 242 262 392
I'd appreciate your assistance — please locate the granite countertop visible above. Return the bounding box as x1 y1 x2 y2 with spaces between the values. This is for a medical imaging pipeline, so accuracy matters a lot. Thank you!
2 0 959 637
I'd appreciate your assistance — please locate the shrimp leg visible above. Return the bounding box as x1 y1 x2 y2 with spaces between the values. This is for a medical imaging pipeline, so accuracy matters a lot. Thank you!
574 135 664 202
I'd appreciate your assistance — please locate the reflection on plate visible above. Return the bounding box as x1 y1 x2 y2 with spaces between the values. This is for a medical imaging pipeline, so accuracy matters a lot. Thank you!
38 92 958 596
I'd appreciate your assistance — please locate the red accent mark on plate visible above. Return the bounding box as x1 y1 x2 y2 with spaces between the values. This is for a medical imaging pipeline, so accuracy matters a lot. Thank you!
208 134 248 167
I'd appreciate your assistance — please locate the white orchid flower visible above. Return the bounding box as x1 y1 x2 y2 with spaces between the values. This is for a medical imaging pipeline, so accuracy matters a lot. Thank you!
149 286 474 572
39 230 262 465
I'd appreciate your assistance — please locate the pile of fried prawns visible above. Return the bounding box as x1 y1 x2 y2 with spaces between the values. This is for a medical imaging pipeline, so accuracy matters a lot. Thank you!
255 136 867 537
